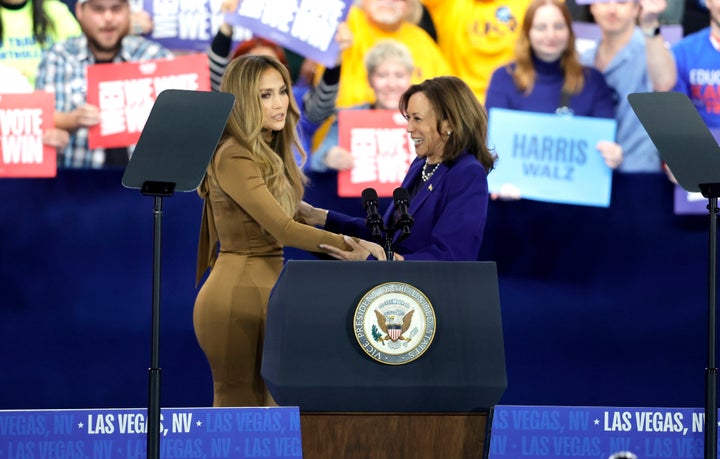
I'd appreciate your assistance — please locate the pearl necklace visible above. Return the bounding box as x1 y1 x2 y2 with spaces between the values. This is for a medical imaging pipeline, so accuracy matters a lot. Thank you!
421 159 440 182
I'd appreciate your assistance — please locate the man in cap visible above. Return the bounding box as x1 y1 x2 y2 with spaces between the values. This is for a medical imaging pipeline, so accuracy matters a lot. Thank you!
35 0 172 168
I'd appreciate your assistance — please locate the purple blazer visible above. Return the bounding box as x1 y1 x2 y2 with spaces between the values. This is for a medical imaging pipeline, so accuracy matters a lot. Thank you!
325 151 489 260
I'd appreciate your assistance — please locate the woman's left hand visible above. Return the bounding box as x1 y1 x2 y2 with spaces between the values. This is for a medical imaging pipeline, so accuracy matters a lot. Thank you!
319 236 387 261
596 140 623 169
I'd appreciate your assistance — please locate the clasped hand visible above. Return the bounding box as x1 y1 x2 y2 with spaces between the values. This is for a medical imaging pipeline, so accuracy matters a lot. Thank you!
320 235 387 261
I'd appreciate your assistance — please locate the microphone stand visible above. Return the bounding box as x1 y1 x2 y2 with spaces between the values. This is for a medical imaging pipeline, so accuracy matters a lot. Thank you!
383 229 395 261
361 187 413 262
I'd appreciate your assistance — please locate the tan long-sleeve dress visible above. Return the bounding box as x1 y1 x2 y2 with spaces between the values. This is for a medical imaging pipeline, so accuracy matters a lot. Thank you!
194 137 349 407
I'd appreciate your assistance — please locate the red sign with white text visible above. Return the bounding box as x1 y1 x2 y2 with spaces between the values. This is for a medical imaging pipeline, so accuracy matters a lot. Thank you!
0 91 56 178
86 53 210 149
337 110 414 197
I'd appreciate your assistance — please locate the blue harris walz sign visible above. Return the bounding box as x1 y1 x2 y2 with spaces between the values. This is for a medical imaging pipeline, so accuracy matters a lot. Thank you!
487 108 616 208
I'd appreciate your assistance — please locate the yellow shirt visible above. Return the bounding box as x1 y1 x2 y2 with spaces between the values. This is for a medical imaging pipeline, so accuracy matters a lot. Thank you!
422 0 531 103
336 6 451 108
0 0 81 86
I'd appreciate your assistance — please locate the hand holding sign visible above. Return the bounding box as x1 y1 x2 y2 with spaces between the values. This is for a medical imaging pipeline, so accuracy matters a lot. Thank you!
73 104 101 129
596 140 623 169
42 128 69 150
325 145 354 170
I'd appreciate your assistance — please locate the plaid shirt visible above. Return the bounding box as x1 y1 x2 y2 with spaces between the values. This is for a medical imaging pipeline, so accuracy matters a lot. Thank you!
35 35 173 169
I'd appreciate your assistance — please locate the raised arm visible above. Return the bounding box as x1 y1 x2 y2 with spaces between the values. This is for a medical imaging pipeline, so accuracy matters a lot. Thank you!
640 0 677 91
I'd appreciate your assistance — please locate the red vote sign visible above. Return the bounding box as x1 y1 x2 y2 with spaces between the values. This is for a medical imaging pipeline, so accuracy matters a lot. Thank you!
0 91 56 178
337 110 414 198
86 53 210 149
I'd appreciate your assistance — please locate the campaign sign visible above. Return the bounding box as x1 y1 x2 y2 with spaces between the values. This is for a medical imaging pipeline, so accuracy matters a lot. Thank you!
140 0 253 51
487 108 616 207
86 54 210 149
0 91 56 178
674 186 708 215
0 406 302 459
671 128 720 215
224 0 353 68
337 110 414 198
488 405 714 459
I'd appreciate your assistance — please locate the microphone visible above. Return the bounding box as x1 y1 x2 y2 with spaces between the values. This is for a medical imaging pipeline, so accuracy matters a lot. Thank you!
393 187 413 240
361 187 383 241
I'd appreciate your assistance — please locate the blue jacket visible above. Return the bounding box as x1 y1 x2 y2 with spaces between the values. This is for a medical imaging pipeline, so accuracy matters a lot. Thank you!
324 151 489 260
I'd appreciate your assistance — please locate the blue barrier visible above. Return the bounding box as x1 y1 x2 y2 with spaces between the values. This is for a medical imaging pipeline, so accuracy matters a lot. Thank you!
0 170 711 410
0 407 301 459
489 405 710 458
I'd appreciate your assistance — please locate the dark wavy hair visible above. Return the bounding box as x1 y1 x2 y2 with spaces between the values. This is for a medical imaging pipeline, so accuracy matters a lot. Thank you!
399 76 497 173
0 0 54 47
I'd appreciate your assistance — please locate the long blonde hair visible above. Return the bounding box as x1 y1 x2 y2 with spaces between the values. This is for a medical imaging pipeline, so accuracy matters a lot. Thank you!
511 0 584 95
219 54 307 216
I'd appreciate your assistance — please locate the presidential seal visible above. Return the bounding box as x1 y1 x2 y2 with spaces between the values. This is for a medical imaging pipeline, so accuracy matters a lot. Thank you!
353 282 436 365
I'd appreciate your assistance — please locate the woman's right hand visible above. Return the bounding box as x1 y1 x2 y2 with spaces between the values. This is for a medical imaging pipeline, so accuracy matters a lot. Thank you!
319 236 387 261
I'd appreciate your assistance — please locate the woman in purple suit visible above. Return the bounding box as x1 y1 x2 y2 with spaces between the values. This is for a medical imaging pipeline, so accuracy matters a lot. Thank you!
301 75 497 261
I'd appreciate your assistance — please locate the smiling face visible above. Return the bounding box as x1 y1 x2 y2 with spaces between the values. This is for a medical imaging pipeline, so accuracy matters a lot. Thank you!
405 92 449 164
258 67 289 133
528 3 570 62
589 1 639 36
369 59 412 111
76 0 131 61
362 0 408 28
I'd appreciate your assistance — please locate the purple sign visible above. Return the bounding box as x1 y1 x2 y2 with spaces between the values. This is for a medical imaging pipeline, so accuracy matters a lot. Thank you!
489 405 714 458
672 128 720 215
224 0 353 68
0 407 302 458
140 0 252 52
674 186 709 215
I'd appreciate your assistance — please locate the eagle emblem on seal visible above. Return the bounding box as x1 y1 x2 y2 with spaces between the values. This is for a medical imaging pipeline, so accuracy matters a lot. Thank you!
354 282 436 364
374 309 414 343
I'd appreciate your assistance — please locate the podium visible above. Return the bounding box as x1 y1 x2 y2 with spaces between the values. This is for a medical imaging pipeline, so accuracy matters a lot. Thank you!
262 260 507 458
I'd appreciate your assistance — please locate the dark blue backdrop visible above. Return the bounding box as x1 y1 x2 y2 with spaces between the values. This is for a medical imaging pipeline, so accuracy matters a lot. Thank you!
0 170 712 410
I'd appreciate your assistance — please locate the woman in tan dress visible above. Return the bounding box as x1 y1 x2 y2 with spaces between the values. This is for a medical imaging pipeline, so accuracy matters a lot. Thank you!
194 55 384 407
